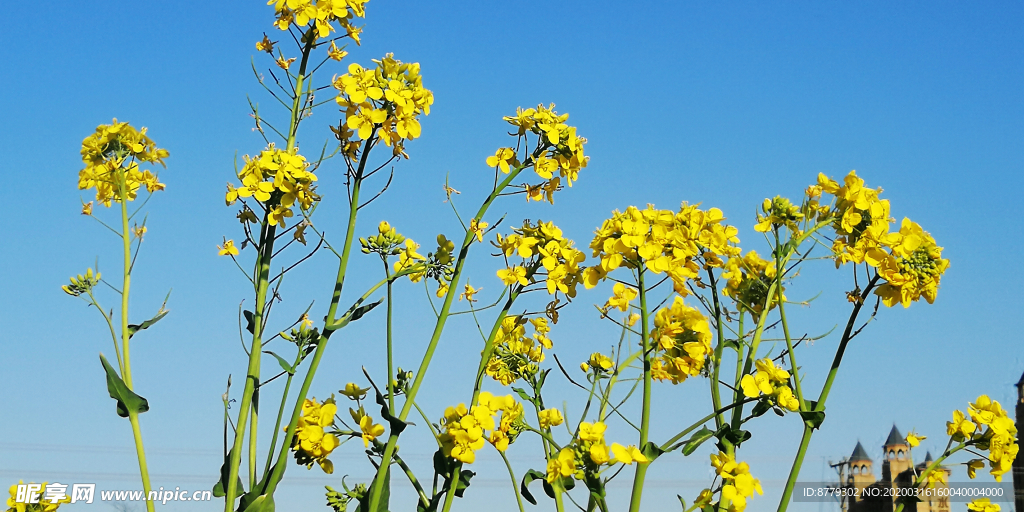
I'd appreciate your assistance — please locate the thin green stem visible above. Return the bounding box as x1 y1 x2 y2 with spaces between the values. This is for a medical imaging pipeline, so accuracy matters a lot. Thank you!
384 261 395 413
775 231 805 409
627 268 652 512
263 275 398 496
366 165 528 512
776 275 880 512
500 451 526 512
707 268 727 429
118 166 154 512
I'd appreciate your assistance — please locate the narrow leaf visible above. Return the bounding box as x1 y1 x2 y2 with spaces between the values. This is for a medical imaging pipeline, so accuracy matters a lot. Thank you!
681 426 715 456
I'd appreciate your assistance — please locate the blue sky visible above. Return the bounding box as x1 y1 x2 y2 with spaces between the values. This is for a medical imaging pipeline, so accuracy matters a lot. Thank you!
1 1 1022 511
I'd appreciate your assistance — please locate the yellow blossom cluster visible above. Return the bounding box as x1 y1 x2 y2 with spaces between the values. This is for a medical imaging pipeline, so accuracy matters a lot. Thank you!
485 316 553 385
585 204 741 295
721 250 780 315
438 392 521 463
6 481 70 512
267 0 367 40
78 120 168 207
754 196 805 233
710 452 763 512
649 297 714 384
581 352 614 374
947 395 1018 481
291 397 340 474
225 144 320 228
348 406 385 448
545 421 647 483
333 54 433 158
496 220 586 297
869 218 949 308
740 358 799 412
817 171 949 308
968 499 1001 512
490 104 588 205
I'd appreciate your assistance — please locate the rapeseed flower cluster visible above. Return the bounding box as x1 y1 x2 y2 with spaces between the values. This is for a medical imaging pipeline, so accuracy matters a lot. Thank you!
740 358 800 412
495 220 586 298
710 452 763 512
61 268 101 297
492 104 588 205
485 316 553 385
333 54 433 158
720 250 780 315
584 204 741 295
225 144 320 229
5 481 70 512
968 499 1001 512
947 395 1018 482
291 397 340 473
78 120 168 207
545 421 647 483
754 196 804 233
818 171 949 308
649 297 714 384
438 392 522 463
267 0 368 40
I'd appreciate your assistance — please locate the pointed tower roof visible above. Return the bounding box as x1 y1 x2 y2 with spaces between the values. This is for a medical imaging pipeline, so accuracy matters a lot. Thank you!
924 451 933 463
884 424 905 446
1017 370 1024 389
850 441 871 462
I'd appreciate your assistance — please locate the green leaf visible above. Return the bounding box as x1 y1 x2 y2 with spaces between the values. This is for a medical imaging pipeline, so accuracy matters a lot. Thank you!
511 387 535 405
358 468 390 512
681 426 715 456
520 469 546 506
641 441 666 462
714 425 751 451
239 494 275 512
722 338 741 351
99 353 149 418
263 350 294 375
454 470 475 498
677 495 687 510
212 457 244 498
800 410 826 430
243 310 256 335
369 371 409 436
750 399 772 418
329 298 384 331
128 292 170 339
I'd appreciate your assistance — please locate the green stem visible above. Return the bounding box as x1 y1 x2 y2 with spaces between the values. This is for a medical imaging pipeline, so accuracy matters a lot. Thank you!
263 276 397 496
366 165 528 512
263 350 301 478
707 268 727 429
500 451 526 512
627 267 652 512
775 274 880 512
128 412 155 512
776 425 813 512
224 219 277 510
118 166 154 512
892 444 964 512
384 261 395 413
392 451 430 509
775 231 805 409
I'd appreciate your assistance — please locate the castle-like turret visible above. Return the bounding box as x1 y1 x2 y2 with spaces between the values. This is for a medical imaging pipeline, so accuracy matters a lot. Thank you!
882 425 913 483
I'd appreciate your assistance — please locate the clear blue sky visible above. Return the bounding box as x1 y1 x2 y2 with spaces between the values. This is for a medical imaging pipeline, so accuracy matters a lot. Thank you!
1 1 1022 511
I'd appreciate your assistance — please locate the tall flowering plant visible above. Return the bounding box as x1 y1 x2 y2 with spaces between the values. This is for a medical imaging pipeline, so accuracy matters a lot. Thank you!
47 3 1014 512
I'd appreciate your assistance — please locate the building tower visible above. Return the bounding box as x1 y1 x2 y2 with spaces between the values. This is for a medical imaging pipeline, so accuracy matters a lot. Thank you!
849 442 876 492
881 425 913 486
1014 371 1024 512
